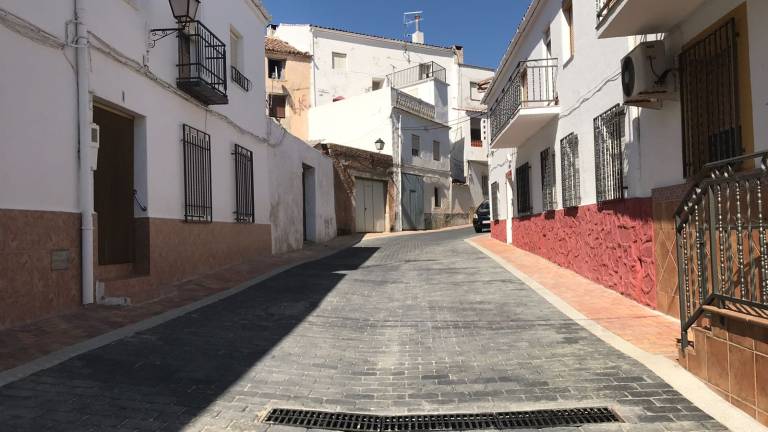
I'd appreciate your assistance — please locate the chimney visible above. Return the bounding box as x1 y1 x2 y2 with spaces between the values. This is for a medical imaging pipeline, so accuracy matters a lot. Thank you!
453 45 464 64
267 24 278 37
411 15 424 44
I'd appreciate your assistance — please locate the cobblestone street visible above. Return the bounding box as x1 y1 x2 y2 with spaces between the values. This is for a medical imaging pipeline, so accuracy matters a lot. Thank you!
0 229 725 431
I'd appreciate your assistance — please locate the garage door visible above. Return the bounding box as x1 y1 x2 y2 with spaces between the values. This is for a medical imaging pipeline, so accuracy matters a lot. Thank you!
354 178 386 232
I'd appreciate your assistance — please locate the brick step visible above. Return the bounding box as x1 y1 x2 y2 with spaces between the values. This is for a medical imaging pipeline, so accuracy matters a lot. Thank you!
97 275 175 306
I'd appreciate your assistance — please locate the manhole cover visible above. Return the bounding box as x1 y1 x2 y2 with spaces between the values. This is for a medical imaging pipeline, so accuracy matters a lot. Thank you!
263 407 622 431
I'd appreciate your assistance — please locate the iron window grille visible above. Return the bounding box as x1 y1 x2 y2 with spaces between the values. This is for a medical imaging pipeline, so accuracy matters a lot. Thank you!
516 163 532 216
540 148 556 211
489 58 558 142
594 104 626 203
491 182 500 220
560 133 581 208
182 124 213 223
177 21 228 105
233 144 254 223
680 18 742 179
231 65 251 91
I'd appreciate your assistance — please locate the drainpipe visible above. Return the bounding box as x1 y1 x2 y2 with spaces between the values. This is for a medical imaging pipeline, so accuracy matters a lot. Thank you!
75 0 94 304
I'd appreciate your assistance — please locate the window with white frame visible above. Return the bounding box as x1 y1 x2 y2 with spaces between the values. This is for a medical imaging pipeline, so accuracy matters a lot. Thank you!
332 52 347 70
411 134 420 157
230 28 243 70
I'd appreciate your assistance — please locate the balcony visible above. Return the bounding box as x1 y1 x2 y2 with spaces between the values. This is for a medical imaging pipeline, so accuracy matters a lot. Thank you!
177 21 228 105
386 62 446 89
392 88 436 121
489 59 558 149
596 0 705 39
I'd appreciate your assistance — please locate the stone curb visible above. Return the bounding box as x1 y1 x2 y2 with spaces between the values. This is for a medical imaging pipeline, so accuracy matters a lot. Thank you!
466 238 767 432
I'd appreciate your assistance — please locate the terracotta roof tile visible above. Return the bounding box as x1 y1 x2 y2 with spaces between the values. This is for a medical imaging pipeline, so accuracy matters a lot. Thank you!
265 37 310 57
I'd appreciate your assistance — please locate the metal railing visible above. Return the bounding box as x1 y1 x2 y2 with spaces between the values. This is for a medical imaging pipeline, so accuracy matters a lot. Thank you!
182 124 213 223
392 88 436 121
386 62 446 89
231 65 251 92
233 144 255 223
177 21 228 105
675 152 768 349
489 58 558 142
595 0 623 27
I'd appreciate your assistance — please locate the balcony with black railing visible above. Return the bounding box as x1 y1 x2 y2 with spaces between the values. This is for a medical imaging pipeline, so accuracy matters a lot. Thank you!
488 58 558 149
386 62 446 89
177 21 228 105
595 0 705 39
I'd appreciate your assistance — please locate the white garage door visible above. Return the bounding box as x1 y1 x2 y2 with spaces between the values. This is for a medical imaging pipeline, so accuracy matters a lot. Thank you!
355 178 386 233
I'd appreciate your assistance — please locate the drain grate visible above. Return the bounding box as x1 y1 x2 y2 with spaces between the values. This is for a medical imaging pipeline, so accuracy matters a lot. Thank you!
264 407 621 431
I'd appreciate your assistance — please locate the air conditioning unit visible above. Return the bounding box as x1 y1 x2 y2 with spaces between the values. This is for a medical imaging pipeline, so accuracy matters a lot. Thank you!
89 123 100 171
621 41 676 108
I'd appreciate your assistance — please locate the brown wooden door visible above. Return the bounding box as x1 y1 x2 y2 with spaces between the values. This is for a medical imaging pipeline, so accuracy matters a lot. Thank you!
94 106 135 265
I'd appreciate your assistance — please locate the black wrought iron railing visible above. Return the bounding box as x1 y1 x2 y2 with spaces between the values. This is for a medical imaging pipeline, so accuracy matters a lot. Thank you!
675 152 768 349
233 144 254 223
177 21 228 105
595 0 623 28
386 62 446 88
391 88 436 121
231 65 251 92
182 124 213 223
516 163 532 216
489 58 558 142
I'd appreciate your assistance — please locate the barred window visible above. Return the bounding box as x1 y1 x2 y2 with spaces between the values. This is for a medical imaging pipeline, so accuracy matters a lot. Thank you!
540 148 556 211
560 133 580 208
516 163 532 216
491 181 500 220
594 104 626 203
233 144 254 223
182 124 213 223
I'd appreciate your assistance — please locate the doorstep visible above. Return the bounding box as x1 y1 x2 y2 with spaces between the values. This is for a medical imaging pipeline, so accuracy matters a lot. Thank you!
468 236 680 359
0 235 363 374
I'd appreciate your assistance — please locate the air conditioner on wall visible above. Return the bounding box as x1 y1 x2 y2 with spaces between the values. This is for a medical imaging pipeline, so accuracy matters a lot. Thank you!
621 41 677 109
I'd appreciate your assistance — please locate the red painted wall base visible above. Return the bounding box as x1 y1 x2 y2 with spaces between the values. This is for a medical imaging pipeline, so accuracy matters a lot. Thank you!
495 199 656 308
490 219 506 243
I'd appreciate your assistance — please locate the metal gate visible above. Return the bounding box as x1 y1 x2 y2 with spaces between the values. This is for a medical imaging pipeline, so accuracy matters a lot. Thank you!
355 178 386 233
401 173 424 230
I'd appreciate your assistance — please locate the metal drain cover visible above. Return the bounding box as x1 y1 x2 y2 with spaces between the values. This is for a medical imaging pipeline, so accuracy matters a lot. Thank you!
264 407 621 431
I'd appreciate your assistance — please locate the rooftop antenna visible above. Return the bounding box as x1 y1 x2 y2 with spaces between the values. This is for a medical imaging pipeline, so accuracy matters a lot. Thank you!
403 11 424 42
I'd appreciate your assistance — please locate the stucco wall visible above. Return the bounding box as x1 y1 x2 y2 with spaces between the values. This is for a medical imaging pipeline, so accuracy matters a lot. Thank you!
265 52 312 140
268 121 336 253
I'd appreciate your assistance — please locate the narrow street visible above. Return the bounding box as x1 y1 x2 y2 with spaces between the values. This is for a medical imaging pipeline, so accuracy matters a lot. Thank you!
0 229 723 431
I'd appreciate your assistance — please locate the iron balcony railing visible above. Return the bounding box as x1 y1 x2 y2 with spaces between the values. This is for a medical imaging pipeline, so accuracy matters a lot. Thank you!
391 88 436 121
675 152 768 350
230 65 251 92
177 21 228 105
489 58 558 142
596 0 623 27
386 61 446 89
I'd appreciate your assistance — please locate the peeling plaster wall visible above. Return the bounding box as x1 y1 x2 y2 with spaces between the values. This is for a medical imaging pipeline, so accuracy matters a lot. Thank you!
268 122 336 254
511 198 656 307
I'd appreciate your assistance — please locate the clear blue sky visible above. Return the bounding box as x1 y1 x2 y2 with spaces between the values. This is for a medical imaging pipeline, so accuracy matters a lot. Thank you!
262 0 529 69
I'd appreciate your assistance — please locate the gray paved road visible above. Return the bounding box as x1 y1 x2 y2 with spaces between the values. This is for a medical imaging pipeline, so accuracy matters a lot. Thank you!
0 228 724 431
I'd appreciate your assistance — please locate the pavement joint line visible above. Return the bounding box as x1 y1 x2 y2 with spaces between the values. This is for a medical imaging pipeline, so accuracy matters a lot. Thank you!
465 237 768 432
0 242 356 389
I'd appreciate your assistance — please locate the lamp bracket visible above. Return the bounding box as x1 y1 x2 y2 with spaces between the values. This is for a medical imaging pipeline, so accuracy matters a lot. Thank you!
147 26 183 49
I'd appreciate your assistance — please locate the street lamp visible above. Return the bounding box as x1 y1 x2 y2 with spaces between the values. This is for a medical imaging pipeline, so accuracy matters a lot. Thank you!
374 138 385 152
148 0 201 48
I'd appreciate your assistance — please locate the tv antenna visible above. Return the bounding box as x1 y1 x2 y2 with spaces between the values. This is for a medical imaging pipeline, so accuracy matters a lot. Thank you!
403 11 423 39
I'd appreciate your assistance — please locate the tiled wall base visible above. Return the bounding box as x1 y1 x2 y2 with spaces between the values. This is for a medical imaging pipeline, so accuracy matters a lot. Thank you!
510 199 656 308
680 318 768 426
0 209 82 329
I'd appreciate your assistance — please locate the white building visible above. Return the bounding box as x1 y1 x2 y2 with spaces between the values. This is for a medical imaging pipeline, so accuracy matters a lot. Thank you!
272 23 493 231
0 0 336 329
484 0 767 421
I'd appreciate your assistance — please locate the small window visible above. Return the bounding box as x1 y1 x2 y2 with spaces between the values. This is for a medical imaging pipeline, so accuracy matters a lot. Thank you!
269 94 287 118
432 141 440 161
233 144 254 223
268 58 286 80
481 175 489 199
372 78 384 91
411 134 420 157
434 187 441 208
470 82 482 101
230 28 243 69
470 118 482 147
516 163 532 216
563 0 575 59
332 52 347 70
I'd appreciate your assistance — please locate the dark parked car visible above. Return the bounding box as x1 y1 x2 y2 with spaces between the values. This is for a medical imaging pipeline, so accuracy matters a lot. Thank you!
473 200 491 233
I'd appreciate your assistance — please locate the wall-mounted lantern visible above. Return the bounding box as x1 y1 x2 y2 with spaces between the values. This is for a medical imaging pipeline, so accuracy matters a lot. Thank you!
374 138 385 152
148 0 201 48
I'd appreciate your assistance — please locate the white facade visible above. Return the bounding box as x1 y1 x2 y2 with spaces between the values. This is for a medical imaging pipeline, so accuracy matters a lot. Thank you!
485 0 767 229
